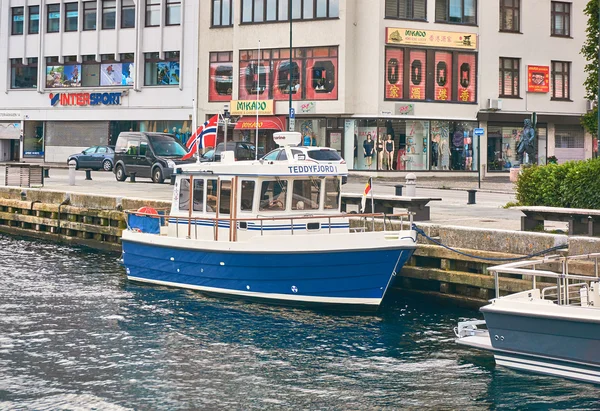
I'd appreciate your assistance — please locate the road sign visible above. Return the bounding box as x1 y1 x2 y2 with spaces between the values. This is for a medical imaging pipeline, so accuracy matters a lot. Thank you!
289 108 295 119
474 128 485 136
289 118 295 130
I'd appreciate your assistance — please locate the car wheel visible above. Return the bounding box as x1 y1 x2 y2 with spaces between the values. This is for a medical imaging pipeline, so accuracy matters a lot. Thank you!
152 167 164 184
102 159 113 171
115 165 127 182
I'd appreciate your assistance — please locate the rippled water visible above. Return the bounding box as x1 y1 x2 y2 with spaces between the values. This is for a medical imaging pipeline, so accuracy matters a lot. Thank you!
0 234 599 410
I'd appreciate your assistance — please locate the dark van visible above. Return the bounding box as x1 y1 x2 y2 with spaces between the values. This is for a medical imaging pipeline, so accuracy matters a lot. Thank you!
113 132 195 183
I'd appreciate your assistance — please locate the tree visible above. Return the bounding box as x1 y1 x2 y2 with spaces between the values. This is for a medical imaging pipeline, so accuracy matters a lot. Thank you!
581 0 600 136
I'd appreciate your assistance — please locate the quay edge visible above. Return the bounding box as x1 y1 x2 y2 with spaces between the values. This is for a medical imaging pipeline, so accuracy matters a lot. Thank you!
0 186 598 307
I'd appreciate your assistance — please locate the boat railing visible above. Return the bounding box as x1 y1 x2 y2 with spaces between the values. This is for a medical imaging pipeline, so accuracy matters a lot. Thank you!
125 210 414 242
489 253 600 306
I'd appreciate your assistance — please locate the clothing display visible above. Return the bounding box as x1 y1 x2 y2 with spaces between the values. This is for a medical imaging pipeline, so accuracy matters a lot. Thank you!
386 141 394 152
363 139 374 157
431 141 439 167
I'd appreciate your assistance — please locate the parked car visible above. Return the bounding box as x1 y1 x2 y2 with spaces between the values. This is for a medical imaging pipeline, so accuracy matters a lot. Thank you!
199 149 215 162
113 132 195 183
67 145 115 171
261 146 347 183
213 141 261 162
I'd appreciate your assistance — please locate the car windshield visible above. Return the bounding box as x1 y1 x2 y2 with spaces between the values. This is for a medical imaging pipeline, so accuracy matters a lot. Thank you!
149 135 188 157
308 149 342 161
262 150 280 161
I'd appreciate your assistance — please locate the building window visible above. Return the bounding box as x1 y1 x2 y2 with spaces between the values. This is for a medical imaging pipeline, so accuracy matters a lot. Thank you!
241 0 339 23
239 46 338 101
46 58 81 88
121 0 135 28
64 3 78 32
28 6 40 34
146 0 161 26
166 0 181 25
47 4 60 32
551 61 570 100
102 0 116 29
499 0 519 32
84 1 97 30
10 58 37 89
209 52 233 101
212 0 232 26
385 0 426 20
499 57 519 98
551 1 570 37
435 0 476 25
144 51 180 85
11 7 24 35
384 47 476 103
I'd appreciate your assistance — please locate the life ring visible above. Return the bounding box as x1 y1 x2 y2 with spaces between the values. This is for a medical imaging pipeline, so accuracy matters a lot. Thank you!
136 206 158 216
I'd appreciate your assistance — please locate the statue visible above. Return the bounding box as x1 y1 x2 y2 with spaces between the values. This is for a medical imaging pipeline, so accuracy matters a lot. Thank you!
517 119 536 165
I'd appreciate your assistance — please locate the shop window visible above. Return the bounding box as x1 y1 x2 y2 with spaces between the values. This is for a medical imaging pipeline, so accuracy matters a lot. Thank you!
244 62 269 95
11 7 24 35
385 48 403 99
47 4 60 33
435 0 476 25
28 6 40 34
551 60 570 100
434 52 452 101
274 60 302 99
121 0 135 28
408 50 426 100
179 178 190 211
240 180 255 211
144 52 180 86
499 57 520 98
10 58 38 89
259 181 288 212
84 1 97 30
23 122 44 158
306 60 337 100
500 0 520 32
102 0 116 29
209 52 233 101
65 3 78 32
146 0 161 27
457 53 476 102
385 0 426 20
551 1 570 37
241 0 338 23
166 0 181 25
212 0 232 27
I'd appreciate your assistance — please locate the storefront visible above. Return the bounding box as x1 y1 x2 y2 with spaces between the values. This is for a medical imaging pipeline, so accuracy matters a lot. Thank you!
0 112 23 161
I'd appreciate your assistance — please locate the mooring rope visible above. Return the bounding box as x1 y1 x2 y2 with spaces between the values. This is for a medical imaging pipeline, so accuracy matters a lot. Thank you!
411 224 566 262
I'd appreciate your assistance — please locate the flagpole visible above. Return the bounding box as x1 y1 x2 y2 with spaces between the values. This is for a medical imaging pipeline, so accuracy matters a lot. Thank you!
370 177 375 231
256 40 260 160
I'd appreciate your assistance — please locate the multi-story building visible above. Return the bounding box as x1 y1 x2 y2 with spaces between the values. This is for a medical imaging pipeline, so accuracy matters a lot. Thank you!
199 0 593 174
0 0 198 163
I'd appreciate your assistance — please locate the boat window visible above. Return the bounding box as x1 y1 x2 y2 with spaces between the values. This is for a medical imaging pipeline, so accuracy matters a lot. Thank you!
178 177 190 211
324 177 340 210
193 179 204 212
219 180 232 215
292 179 320 210
206 179 218 212
259 180 288 211
240 180 255 211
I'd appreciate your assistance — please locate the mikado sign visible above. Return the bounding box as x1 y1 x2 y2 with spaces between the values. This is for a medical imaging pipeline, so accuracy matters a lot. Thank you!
230 99 274 116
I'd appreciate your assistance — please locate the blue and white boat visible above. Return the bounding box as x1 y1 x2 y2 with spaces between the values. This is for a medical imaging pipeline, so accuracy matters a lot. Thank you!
121 132 417 311
455 253 600 383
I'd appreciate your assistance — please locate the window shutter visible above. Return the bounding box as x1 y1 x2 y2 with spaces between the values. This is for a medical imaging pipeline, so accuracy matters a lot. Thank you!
435 0 447 21
385 0 398 18
413 0 426 19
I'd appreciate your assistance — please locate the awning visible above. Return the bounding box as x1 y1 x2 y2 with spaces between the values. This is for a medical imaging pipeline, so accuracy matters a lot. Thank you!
235 116 286 131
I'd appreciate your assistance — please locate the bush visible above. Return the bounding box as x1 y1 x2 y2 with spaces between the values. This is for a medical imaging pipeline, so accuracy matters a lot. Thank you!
515 158 600 209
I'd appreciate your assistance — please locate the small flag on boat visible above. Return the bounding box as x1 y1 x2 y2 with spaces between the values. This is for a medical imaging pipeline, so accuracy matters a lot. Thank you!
361 177 372 212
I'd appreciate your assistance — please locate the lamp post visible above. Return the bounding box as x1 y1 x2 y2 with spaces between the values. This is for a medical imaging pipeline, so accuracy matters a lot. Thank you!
288 0 293 131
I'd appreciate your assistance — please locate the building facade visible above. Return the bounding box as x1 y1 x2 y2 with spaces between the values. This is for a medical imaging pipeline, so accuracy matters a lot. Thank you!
0 0 198 163
198 0 593 174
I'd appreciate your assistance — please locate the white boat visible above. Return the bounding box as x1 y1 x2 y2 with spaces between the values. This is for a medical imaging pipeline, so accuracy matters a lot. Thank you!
455 253 600 383
121 132 417 311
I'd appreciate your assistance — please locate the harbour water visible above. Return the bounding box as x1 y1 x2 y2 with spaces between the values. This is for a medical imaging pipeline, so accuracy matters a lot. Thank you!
0 234 598 410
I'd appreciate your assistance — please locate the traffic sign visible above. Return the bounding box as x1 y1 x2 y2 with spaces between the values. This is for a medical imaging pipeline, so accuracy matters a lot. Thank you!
289 118 296 130
474 128 485 136
289 108 295 119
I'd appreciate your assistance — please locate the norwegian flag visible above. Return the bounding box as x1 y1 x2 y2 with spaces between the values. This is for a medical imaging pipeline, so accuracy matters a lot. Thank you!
182 114 219 160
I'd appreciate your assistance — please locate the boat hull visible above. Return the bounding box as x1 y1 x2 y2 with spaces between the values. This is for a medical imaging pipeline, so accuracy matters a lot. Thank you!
122 235 415 311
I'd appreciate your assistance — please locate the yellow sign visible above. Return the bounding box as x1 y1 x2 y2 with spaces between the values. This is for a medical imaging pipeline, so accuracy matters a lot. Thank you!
386 28 477 50
230 100 274 116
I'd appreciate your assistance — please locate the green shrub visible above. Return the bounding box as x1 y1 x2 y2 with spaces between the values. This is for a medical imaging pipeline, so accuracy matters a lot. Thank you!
515 158 600 209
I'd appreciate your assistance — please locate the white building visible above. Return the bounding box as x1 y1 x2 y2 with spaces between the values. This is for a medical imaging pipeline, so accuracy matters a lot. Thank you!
198 0 593 174
0 0 198 163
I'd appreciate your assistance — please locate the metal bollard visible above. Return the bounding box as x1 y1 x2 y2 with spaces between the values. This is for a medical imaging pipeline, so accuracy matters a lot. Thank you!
467 189 477 205
129 172 136 183
170 175 176 185
68 160 76 186
395 184 403 196
85 169 92 180
405 173 416 197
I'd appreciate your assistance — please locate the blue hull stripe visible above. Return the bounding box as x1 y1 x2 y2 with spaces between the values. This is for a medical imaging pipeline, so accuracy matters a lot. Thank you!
122 240 414 303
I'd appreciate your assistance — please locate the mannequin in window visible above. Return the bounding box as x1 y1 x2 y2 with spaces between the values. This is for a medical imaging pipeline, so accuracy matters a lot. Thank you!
440 138 450 170
376 135 384 169
363 133 374 169
385 134 395 170
431 138 439 170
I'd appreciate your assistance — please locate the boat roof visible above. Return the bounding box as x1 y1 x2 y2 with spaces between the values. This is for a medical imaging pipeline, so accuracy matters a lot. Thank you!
176 155 348 178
